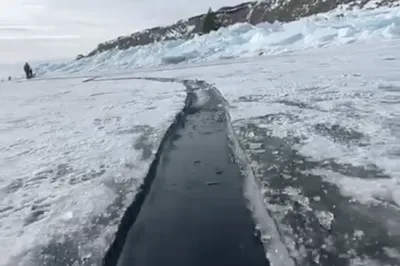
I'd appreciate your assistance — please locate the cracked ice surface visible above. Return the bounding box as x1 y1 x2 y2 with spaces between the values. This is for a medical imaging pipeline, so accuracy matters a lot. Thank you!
0 77 185 266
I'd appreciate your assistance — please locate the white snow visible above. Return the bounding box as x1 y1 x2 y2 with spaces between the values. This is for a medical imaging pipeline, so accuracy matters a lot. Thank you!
0 78 185 265
34 6 400 75
307 168 399 205
2 4 400 266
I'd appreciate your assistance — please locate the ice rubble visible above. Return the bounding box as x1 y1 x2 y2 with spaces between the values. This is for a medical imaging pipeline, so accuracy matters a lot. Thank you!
35 6 400 75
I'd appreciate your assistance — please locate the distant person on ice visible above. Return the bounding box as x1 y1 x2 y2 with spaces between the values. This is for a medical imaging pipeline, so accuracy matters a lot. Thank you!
23 62 34 79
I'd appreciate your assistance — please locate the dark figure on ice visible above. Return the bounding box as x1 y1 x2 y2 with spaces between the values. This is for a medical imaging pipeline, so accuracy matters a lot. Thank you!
24 62 34 79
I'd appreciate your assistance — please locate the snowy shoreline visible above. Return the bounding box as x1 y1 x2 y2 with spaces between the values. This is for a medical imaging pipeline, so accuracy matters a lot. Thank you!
34 6 400 76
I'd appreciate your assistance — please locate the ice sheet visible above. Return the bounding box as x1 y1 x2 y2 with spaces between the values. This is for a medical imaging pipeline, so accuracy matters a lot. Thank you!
2 4 400 265
108 40 400 265
127 40 400 206
0 78 186 265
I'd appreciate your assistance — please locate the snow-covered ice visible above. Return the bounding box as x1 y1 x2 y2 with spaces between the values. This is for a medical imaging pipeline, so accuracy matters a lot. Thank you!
129 40 400 206
2 4 400 266
87 39 400 265
0 78 185 265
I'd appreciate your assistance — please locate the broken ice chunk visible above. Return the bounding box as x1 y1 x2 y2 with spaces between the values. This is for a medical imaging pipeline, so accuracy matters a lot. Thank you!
315 210 334 230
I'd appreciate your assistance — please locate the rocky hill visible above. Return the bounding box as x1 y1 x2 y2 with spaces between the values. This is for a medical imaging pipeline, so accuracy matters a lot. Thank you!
85 0 399 57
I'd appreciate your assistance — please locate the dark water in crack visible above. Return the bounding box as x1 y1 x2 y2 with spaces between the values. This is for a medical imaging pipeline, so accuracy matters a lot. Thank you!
105 84 268 266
